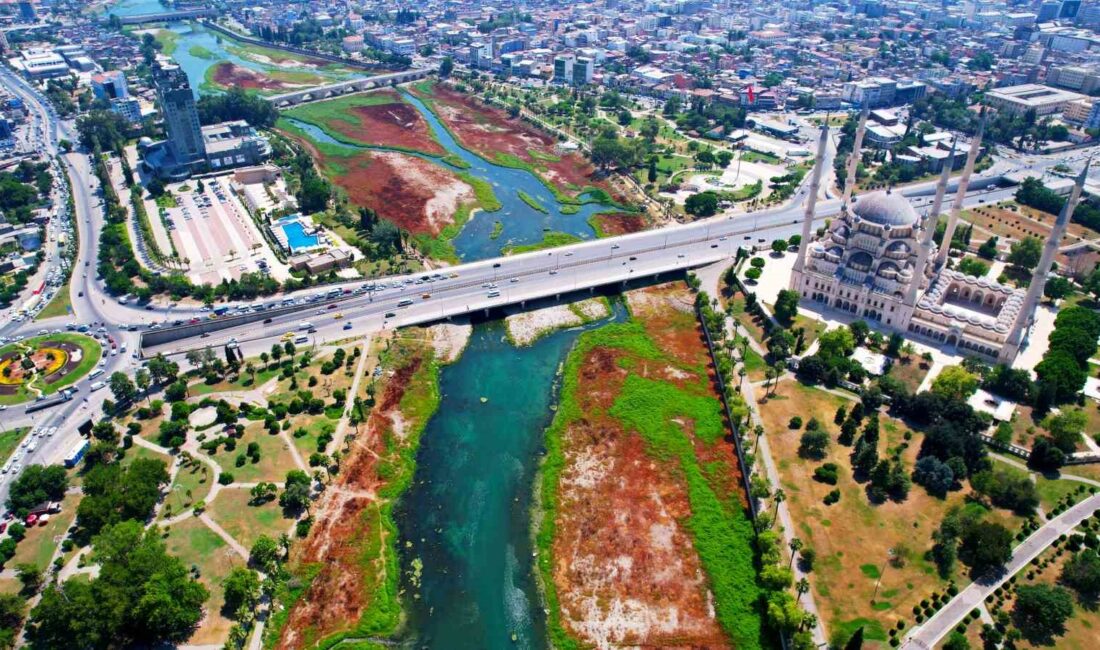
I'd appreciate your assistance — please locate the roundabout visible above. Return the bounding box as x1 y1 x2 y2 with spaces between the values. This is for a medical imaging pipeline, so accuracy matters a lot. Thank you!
0 334 102 405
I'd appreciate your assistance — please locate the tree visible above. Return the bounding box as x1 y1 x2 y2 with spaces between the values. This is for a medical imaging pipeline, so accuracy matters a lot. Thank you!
970 469 1039 515
1044 276 1074 300
222 567 261 618
798 429 830 460
913 456 955 497
15 563 42 597
1042 409 1088 454
108 371 136 406
195 87 279 128
1029 436 1067 472
1061 549 1100 603
1012 584 1075 645
439 56 454 77
771 238 789 254
684 191 719 217
958 520 1013 576
773 289 800 326
1008 236 1043 272
931 366 980 401
279 470 312 513
943 632 971 650
768 329 796 361
76 458 170 537
6 465 68 516
591 135 625 171
249 535 281 573
27 521 207 648
818 327 856 358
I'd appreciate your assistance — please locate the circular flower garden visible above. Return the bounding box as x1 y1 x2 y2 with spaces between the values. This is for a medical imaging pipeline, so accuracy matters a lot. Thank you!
0 334 102 405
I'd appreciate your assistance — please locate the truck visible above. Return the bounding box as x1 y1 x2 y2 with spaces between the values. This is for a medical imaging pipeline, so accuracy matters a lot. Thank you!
213 306 230 316
397 299 413 308
25 393 70 413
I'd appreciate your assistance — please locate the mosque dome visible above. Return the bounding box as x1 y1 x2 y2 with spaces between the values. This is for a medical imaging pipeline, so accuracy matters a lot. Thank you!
852 191 920 228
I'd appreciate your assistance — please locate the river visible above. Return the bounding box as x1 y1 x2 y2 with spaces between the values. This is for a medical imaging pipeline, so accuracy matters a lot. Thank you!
283 91 615 261
395 302 624 649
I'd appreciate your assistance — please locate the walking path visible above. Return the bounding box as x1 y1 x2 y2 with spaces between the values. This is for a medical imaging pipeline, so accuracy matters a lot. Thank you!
696 258 829 647
902 492 1100 649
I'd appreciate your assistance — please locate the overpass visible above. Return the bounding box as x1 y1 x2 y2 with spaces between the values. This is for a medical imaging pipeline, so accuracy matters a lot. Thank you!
265 68 435 107
114 8 216 25
139 171 1022 360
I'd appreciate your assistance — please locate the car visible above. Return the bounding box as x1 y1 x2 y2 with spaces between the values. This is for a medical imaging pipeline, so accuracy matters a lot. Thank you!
343 321 353 330
327 303 338 310
509 278 519 283
263 317 273 324
333 313 343 319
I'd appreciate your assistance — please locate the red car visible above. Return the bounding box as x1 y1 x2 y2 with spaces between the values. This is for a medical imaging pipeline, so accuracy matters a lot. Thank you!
25 514 37 526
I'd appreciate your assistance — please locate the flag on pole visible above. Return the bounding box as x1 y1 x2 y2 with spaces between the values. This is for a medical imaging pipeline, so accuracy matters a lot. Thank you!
747 84 755 104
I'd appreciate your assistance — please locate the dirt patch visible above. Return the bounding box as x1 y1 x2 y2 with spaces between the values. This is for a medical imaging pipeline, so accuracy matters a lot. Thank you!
322 148 474 236
555 416 729 648
332 92 444 156
428 320 471 363
278 350 425 647
210 62 296 92
591 212 648 236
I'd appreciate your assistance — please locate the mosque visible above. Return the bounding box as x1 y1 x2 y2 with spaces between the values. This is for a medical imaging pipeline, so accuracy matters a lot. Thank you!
787 108 1087 365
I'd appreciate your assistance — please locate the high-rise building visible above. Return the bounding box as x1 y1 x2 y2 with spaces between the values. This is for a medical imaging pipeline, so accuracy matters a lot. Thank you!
18 1 36 22
154 63 205 168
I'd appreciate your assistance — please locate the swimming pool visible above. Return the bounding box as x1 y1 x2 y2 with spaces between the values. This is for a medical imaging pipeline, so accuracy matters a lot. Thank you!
280 220 319 251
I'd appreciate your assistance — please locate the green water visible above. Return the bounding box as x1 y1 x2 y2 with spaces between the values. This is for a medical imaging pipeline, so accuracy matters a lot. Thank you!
395 305 622 649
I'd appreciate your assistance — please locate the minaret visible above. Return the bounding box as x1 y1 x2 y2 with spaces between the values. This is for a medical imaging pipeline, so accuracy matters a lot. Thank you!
840 105 870 213
792 122 831 277
999 161 1089 364
905 138 958 306
935 108 987 268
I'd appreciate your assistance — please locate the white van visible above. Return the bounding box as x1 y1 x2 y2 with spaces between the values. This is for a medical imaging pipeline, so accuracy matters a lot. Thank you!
88 368 104 380
90 381 106 392
294 335 309 345
298 321 312 330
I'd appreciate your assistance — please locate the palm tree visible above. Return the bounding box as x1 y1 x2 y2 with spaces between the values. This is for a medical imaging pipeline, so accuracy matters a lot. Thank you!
773 488 786 519
260 352 269 369
738 366 747 390
753 424 765 455
788 537 803 569
796 577 811 602
245 362 256 384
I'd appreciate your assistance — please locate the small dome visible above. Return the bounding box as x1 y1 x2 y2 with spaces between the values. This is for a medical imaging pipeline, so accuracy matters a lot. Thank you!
886 241 910 254
848 251 873 271
852 191 919 228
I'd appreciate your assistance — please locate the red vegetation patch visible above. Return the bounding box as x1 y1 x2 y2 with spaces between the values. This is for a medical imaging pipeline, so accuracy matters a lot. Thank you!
210 62 293 91
331 93 443 155
413 83 615 199
592 212 648 236
278 353 424 648
333 150 473 236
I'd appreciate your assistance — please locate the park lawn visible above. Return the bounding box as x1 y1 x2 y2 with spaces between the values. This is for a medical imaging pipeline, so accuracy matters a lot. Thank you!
35 284 72 320
1034 475 1089 514
119 442 169 468
160 456 213 520
288 413 335 461
162 517 242 646
10 493 80 572
724 288 768 346
0 577 22 596
207 488 295 551
886 356 932 394
0 427 28 467
739 339 768 382
188 364 281 397
760 380 973 646
208 421 300 484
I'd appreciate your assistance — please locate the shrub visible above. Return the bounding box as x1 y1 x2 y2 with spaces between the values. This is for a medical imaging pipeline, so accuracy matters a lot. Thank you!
824 489 841 505
789 416 803 429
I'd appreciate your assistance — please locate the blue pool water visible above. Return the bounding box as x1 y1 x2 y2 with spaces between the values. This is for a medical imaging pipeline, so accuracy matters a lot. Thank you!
281 221 319 251
281 90 619 261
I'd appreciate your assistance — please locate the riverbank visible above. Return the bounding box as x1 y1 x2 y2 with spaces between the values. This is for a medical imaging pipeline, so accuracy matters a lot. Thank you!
269 325 459 648
505 296 611 347
536 282 763 648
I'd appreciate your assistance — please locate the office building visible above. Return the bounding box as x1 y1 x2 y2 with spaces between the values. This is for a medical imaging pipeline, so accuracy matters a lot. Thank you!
92 71 129 100
985 83 1085 116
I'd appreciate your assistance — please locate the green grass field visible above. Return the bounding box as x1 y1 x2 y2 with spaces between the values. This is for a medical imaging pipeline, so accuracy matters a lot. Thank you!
36 285 73 320
501 231 582 255
0 427 28 468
